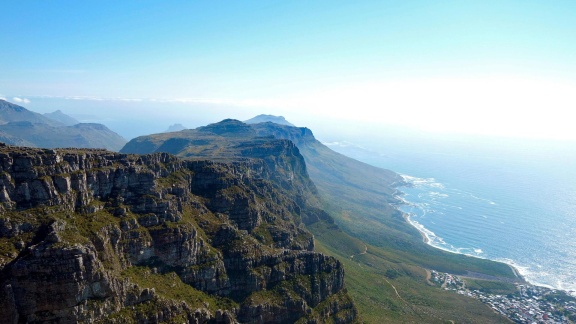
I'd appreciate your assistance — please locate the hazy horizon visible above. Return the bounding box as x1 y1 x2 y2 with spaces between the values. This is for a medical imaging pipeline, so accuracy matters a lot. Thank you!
2 1 576 141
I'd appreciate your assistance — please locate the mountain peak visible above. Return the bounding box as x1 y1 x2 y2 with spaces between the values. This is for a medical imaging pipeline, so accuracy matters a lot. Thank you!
44 109 79 126
0 100 125 151
165 123 187 132
0 100 64 127
244 114 295 126
197 119 255 137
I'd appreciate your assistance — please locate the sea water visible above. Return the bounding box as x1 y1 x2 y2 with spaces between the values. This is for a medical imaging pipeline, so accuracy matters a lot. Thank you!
327 134 576 295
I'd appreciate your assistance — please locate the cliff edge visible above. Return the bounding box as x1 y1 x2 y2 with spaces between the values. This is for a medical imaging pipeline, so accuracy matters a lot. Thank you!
0 143 357 323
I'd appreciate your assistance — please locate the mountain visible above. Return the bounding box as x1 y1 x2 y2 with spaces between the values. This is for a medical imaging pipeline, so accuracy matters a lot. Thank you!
121 120 325 216
0 129 35 147
165 123 187 132
0 143 357 323
122 119 430 254
121 119 520 275
44 109 80 126
248 121 517 272
0 99 63 127
245 114 295 126
0 122 126 151
247 120 520 322
121 118 520 322
0 100 126 151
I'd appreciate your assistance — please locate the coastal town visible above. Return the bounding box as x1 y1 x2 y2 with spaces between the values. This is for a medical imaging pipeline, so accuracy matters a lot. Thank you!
430 270 576 324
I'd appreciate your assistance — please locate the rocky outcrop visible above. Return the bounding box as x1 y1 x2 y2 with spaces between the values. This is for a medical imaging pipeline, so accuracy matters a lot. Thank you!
0 143 357 323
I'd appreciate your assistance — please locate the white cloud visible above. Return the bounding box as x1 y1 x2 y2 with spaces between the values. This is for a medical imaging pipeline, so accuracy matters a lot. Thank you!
12 97 31 104
0 96 6 101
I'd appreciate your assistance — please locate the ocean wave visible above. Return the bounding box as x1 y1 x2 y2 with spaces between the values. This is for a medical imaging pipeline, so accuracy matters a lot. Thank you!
452 188 497 206
397 172 576 296
493 258 576 295
400 174 445 189
401 175 502 208
429 191 449 199
403 211 483 256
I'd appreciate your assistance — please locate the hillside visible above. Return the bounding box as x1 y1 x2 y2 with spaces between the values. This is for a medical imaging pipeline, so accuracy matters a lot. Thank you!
248 121 517 277
0 100 126 151
0 143 357 323
0 121 126 151
0 100 63 127
121 119 520 322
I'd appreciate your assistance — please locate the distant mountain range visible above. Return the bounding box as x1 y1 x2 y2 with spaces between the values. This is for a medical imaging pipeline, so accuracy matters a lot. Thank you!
44 109 80 126
0 99 126 151
164 123 187 132
244 114 294 126
0 100 63 127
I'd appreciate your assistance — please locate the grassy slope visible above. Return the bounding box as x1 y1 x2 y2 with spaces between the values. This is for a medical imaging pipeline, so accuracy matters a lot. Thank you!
301 140 518 322
250 122 518 322
281 128 517 279
310 221 511 323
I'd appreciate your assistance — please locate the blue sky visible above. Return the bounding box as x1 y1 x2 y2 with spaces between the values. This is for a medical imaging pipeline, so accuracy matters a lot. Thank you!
2 1 576 139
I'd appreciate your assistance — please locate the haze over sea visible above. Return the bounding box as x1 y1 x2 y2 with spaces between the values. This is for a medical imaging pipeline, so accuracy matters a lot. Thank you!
327 132 576 295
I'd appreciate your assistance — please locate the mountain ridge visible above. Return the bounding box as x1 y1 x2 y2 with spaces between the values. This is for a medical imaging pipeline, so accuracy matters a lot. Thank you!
0 99 63 127
43 109 80 126
0 100 126 151
120 117 520 322
245 114 295 126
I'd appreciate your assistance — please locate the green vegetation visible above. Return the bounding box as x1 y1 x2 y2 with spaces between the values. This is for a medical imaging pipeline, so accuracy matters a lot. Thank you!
244 288 284 306
312 223 510 323
543 290 576 304
297 290 358 324
70 210 121 240
106 299 190 323
156 169 191 188
122 267 237 311
463 278 517 295
253 223 274 245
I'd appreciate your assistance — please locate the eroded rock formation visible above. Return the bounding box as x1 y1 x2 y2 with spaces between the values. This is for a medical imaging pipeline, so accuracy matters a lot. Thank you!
0 143 357 323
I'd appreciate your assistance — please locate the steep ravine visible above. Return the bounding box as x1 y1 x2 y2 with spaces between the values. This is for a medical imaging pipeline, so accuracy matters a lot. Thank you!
0 143 357 323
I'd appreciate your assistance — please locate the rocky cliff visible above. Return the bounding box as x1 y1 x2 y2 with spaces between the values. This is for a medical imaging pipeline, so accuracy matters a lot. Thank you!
0 143 357 323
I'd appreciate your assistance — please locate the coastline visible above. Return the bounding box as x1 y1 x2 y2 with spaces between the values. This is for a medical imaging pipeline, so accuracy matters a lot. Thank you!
402 213 430 244
395 176 576 300
507 264 524 281
396 186 527 283
401 208 544 288
395 185 576 298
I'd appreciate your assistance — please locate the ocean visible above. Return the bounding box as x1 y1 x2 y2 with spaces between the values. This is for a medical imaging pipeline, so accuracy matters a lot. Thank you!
326 133 576 295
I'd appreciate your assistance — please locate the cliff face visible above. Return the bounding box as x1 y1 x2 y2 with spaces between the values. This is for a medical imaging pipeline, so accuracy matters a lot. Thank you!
0 143 356 323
